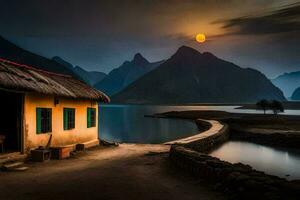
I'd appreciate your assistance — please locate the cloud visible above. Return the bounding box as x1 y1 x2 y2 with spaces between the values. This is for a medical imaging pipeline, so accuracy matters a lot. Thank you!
216 2 300 36
0 0 299 76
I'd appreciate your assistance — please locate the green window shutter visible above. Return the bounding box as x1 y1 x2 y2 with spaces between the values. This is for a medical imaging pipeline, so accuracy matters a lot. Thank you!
48 109 52 132
87 108 96 128
91 109 96 127
87 108 91 128
36 108 42 134
63 108 69 130
72 109 75 129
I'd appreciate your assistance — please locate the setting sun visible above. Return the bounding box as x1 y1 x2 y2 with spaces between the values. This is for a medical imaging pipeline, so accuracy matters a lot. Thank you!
196 33 206 43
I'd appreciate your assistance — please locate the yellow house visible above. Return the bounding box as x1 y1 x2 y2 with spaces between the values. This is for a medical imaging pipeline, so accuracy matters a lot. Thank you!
0 58 109 154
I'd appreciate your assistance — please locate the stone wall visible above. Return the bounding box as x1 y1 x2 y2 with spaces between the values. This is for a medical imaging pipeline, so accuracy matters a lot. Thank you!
195 119 212 132
169 119 300 199
184 123 229 153
230 128 300 149
170 145 300 199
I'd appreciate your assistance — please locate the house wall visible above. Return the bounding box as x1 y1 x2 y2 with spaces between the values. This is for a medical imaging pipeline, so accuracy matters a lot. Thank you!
23 93 99 152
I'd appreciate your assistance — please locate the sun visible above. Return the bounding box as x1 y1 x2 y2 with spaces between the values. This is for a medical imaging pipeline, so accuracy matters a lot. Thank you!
196 33 206 43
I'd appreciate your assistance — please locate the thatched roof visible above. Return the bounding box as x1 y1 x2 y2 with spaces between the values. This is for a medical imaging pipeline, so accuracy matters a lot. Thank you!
0 58 110 102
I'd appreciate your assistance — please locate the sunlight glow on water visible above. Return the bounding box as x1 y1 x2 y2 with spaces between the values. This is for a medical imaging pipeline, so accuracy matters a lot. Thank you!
210 141 300 180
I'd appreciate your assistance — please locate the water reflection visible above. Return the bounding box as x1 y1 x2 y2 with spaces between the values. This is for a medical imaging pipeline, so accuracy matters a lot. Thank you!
210 141 300 180
99 104 300 144
99 105 200 143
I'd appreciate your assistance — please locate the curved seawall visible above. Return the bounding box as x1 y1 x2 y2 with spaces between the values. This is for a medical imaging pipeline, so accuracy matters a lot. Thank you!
169 119 300 199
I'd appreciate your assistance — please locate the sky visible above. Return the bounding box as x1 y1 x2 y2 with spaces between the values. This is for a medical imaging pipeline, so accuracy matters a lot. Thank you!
0 0 299 78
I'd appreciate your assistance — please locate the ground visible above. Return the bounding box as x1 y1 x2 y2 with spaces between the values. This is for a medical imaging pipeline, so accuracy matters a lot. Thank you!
0 144 224 200
156 110 300 131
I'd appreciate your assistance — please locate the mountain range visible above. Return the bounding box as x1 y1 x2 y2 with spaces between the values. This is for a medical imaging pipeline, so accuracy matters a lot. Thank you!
0 36 288 104
0 36 78 78
94 53 164 96
52 56 107 85
0 35 159 89
271 72 300 98
112 46 286 104
291 87 300 100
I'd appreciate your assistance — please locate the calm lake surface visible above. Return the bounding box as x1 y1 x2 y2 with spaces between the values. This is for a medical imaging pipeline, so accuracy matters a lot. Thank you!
99 104 242 143
210 141 300 180
98 105 200 143
99 104 300 143
99 104 300 179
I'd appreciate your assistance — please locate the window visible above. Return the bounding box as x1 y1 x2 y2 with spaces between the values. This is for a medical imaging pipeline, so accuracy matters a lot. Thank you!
64 108 75 130
36 108 52 134
87 108 96 128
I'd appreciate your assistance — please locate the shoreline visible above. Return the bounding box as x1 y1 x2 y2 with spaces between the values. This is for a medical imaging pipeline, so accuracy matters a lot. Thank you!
2 109 300 199
237 101 300 110
102 101 300 110
155 111 300 198
158 110 300 149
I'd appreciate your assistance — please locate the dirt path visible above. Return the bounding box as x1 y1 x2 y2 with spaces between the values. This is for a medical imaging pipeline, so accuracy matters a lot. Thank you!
0 144 224 200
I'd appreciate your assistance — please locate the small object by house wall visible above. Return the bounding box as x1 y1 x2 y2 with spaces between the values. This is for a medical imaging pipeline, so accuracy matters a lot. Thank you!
23 93 99 153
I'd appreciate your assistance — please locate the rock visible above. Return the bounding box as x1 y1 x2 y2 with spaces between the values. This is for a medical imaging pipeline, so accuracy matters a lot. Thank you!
1 162 24 171
235 174 250 183
227 172 241 183
263 192 281 200
100 140 119 147
244 179 259 189
169 136 300 199
11 166 29 172
253 176 273 184
206 159 224 168
237 186 245 193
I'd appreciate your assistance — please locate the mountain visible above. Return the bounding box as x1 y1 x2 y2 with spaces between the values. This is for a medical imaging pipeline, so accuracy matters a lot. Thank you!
52 56 106 85
271 71 300 98
52 56 74 70
112 46 286 104
0 36 78 77
291 87 300 100
73 66 106 85
94 53 164 96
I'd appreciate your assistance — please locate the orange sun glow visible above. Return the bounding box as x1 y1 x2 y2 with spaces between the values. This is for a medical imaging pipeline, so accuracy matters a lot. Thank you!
196 33 206 43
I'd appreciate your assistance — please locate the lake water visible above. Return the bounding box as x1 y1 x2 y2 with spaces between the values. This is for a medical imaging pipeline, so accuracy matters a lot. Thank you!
98 104 243 143
210 141 300 180
99 104 300 179
98 104 200 143
99 104 300 143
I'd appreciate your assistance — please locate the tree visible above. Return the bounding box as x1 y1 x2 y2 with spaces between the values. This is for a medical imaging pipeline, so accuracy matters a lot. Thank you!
270 100 284 115
256 99 270 114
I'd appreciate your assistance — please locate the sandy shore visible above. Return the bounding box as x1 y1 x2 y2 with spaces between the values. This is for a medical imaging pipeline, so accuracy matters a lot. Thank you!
0 144 224 200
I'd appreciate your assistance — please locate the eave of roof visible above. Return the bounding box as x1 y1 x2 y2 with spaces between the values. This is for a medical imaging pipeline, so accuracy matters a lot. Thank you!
0 58 110 102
